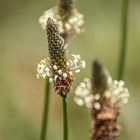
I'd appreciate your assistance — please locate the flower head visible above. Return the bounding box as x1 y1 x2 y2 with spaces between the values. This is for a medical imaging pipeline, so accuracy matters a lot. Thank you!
39 0 84 40
74 60 130 140
37 18 85 97
74 60 130 109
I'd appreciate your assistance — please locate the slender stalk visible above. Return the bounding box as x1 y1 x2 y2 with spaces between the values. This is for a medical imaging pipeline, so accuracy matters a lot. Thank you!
40 78 50 140
63 97 68 140
117 0 129 80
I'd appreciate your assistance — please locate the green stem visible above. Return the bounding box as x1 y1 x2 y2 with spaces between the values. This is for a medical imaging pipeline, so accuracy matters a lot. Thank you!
63 97 68 140
40 78 50 140
117 0 129 80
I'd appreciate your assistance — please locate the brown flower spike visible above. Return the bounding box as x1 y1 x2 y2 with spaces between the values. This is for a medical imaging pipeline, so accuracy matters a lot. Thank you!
74 60 129 140
46 18 73 96
37 18 86 97
91 60 124 140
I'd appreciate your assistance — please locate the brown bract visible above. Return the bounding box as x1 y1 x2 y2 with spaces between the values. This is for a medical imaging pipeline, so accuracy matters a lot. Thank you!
91 100 120 140
91 60 121 140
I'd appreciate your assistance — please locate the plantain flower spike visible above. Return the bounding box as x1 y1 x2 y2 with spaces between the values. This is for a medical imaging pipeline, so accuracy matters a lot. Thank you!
37 18 86 97
39 0 84 40
74 60 129 109
74 60 130 140
91 60 129 110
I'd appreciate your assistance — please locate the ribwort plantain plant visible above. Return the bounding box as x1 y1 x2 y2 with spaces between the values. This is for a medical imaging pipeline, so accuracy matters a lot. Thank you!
37 0 85 139
37 17 85 140
74 0 130 138
90 61 129 140
37 18 85 97
74 60 130 140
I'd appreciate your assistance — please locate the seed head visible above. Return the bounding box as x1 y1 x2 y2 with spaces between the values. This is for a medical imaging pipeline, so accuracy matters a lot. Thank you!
39 0 84 40
37 18 86 97
74 60 130 109
74 60 130 140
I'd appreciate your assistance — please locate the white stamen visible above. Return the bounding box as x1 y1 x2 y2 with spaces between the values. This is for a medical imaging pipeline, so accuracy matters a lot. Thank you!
54 75 58 81
74 97 84 106
65 23 71 30
39 7 84 34
119 80 125 87
122 98 128 104
40 64 45 69
104 91 111 98
46 72 51 77
84 95 94 108
37 74 40 79
94 94 101 100
69 71 73 75
53 65 58 70
40 69 44 74
81 61 86 68
38 64 41 69
80 82 86 88
63 73 68 78
75 69 80 73
58 70 62 75
42 74 46 79
66 61 70 66
45 68 50 72
94 102 101 110
114 80 119 86
74 78 93 108
49 78 53 83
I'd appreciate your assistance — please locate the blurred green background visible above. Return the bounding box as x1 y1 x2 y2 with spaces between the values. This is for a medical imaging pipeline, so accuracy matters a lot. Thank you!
0 0 140 139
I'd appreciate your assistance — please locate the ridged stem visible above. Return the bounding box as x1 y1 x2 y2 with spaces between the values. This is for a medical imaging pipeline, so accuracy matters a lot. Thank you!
40 78 50 140
63 97 68 140
118 0 129 80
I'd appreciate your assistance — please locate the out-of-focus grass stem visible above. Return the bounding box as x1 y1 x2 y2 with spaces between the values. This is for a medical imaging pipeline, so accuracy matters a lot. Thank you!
118 0 129 80
40 78 50 140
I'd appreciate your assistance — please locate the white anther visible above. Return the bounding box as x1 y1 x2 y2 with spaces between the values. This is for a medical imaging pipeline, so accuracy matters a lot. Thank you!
53 65 58 70
75 69 80 73
94 94 101 100
94 102 101 110
58 70 62 75
63 73 68 78
49 78 53 83
54 75 58 81
81 61 86 68
46 72 51 77
37 74 40 79
69 71 73 76
104 91 111 98
45 68 50 72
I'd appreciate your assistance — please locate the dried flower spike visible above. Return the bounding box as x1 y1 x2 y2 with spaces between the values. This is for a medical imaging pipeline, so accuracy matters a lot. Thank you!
74 60 130 140
91 60 129 140
37 18 85 97
39 0 84 40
